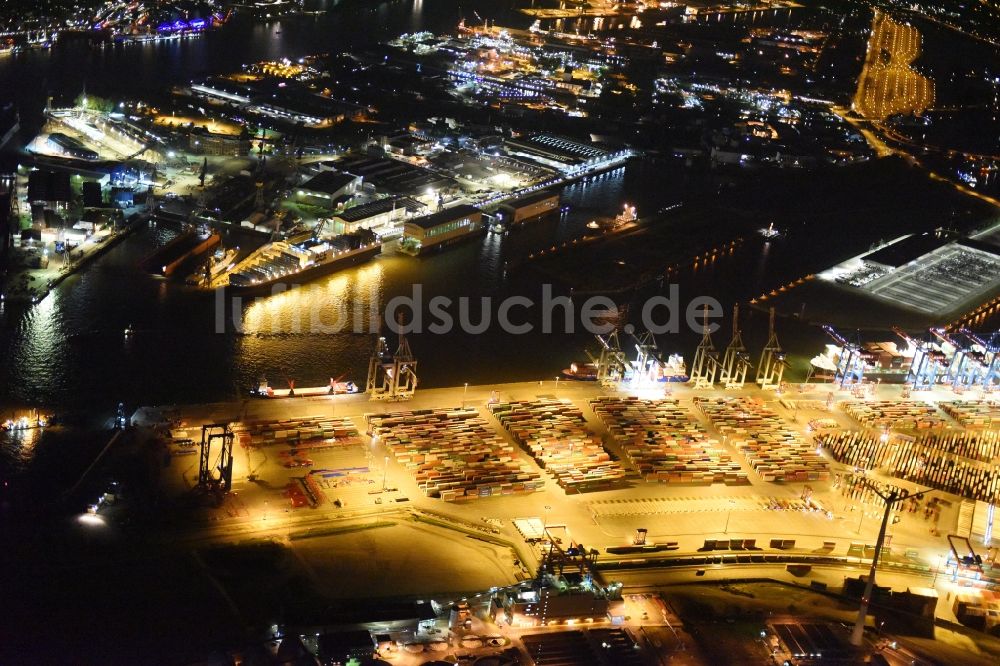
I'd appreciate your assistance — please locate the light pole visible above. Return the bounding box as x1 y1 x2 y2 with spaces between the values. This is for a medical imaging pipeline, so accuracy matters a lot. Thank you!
463 382 469 409
850 479 931 646
382 455 389 492
933 554 942 586
543 505 552 534
724 499 736 535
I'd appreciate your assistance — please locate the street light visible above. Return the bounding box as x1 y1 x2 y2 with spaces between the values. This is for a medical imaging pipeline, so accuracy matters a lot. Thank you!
849 478 931 646
463 382 469 408
723 498 737 534
382 455 389 492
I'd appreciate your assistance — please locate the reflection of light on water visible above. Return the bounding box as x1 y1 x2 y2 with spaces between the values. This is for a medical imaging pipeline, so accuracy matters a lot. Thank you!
239 262 386 336
1 425 42 464
9 285 67 397
78 513 106 527
477 228 505 289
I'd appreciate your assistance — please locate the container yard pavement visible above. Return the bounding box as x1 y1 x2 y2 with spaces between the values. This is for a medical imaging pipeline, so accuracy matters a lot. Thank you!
134 380 989 605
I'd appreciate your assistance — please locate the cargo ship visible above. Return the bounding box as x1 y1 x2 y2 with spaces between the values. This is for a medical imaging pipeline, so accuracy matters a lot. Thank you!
218 230 380 291
809 340 913 382
562 362 598 381
252 376 359 398
188 246 239 286
563 354 688 382
650 353 688 383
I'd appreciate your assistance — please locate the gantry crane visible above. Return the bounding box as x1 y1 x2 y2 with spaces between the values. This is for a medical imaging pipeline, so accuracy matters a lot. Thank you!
822 324 867 387
960 328 1000 389
198 423 235 493
366 315 419 401
719 303 751 389
688 305 720 389
756 307 787 390
628 329 666 387
932 328 985 390
586 330 629 387
893 326 947 390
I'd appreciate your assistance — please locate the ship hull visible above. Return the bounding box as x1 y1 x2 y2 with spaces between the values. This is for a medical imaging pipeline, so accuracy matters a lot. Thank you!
224 243 381 294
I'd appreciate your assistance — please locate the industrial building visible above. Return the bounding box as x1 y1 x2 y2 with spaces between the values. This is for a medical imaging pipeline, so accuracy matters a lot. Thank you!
26 170 73 210
46 132 100 160
296 171 362 208
400 204 482 254
500 189 560 224
335 154 455 196
826 232 1000 316
504 134 617 174
490 574 623 627
188 127 251 157
189 78 254 105
334 196 426 235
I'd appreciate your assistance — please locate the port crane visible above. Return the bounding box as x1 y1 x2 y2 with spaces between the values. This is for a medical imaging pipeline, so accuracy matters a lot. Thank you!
585 330 629 387
959 328 1000 389
756 307 787 390
366 315 419 401
688 305 720 389
197 423 234 493
893 327 947 390
719 303 751 389
628 329 667 388
931 328 984 390
822 325 868 387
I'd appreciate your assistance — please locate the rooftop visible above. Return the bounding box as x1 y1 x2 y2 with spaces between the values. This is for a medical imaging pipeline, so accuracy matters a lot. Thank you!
504 189 560 208
300 170 358 195
407 203 480 230
337 196 425 223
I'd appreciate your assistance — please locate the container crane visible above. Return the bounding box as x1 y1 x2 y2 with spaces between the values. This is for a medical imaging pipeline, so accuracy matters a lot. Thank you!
719 303 751 389
688 305 720 389
585 330 629 387
822 324 867 387
932 327 985 390
960 328 1000 389
197 423 234 493
628 329 666 388
366 314 419 401
893 327 946 390
756 307 787 390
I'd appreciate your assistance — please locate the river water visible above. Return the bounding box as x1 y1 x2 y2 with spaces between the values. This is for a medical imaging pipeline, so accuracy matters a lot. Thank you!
0 0 995 420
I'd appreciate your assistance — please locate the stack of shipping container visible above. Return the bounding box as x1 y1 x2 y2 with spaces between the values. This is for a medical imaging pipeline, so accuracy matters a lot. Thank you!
589 396 747 485
693 396 829 483
489 398 625 491
365 407 543 501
